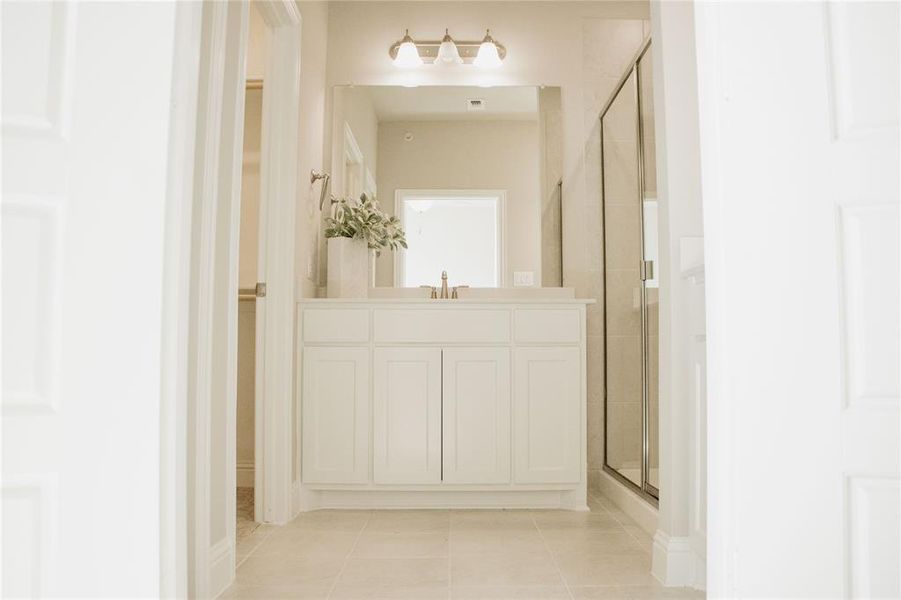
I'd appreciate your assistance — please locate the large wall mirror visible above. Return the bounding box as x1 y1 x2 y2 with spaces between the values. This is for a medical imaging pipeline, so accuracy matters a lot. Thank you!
329 85 563 289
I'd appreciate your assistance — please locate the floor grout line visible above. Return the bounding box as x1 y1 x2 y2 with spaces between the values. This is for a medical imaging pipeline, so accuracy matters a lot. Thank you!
587 492 651 554
446 514 452 600
325 511 372 599
531 511 576 600
234 523 277 570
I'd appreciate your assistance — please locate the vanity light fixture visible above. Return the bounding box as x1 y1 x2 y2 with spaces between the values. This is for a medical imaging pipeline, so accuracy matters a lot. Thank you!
389 28 506 67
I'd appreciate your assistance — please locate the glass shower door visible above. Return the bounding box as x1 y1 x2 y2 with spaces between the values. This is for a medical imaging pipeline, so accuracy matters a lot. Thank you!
601 39 659 501
638 49 659 496
602 68 644 489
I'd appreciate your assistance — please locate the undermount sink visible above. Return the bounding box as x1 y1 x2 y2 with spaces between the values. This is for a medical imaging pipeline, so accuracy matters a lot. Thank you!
367 287 576 300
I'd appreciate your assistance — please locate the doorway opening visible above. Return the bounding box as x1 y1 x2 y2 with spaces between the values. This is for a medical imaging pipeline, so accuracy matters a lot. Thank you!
236 73 264 543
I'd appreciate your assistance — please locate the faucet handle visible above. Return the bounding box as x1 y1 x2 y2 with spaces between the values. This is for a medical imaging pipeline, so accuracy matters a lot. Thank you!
451 285 469 300
419 285 438 299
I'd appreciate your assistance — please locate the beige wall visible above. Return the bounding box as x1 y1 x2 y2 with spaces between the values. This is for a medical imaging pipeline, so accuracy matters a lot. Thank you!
332 87 379 200
374 120 541 287
539 87 563 286
295 2 331 299
239 88 262 289
246 5 268 81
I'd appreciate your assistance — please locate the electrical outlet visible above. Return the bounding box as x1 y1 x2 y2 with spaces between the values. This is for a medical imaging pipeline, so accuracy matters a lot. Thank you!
306 257 315 280
513 271 534 287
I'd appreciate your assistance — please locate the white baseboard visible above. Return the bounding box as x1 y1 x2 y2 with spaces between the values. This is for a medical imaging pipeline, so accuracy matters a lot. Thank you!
299 489 587 512
209 538 234 599
652 531 705 589
237 461 254 488
597 470 658 535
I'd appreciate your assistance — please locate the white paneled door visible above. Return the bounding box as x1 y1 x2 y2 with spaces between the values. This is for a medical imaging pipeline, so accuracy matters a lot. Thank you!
513 347 581 484
696 1 899 597
1 2 189 597
301 347 370 484
442 348 511 484
373 348 442 484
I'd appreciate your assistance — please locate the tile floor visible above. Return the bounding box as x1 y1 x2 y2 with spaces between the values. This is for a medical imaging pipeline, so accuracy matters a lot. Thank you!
222 495 704 599
237 487 260 543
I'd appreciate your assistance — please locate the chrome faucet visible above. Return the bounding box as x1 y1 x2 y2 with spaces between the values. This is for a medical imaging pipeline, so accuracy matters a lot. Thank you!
440 271 449 299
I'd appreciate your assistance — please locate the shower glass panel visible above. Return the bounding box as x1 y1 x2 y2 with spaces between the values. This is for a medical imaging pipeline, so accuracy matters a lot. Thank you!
638 50 659 493
601 38 658 503
601 69 643 489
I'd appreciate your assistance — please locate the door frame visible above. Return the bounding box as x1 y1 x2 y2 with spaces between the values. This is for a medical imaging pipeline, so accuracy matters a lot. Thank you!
252 0 302 527
183 0 301 597
160 2 204 597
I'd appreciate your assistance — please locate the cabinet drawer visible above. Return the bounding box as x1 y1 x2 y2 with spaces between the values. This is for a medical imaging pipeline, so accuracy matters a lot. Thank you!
303 308 370 343
373 309 510 344
514 309 581 343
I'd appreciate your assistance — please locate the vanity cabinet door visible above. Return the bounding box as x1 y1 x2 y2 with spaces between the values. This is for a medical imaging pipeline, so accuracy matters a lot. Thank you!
301 346 370 484
442 348 511 484
513 347 581 483
373 348 442 484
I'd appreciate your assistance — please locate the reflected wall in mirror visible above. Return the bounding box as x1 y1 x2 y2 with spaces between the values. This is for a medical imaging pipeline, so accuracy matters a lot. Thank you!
329 85 562 289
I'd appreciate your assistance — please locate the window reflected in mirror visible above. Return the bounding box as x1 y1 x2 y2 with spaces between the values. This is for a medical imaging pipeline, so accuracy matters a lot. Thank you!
396 191 503 288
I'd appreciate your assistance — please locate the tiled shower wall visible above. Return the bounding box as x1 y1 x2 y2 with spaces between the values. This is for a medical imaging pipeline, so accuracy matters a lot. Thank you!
573 18 650 493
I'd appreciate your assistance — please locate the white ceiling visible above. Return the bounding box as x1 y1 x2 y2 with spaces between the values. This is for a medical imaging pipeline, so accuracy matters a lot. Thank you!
361 86 541 122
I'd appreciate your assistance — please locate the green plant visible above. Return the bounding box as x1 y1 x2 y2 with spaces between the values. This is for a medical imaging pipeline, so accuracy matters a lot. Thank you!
324 193 407 255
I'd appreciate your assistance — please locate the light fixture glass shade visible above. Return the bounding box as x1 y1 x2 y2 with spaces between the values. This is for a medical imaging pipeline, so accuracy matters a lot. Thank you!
437 29 462 64
473 30 502 69
393 31 423 67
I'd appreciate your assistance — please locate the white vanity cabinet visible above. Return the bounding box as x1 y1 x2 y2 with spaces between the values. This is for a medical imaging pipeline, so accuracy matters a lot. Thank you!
297 300 591 510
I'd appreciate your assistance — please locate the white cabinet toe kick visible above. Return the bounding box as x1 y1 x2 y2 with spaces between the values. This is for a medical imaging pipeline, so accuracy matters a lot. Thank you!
296 300 593 511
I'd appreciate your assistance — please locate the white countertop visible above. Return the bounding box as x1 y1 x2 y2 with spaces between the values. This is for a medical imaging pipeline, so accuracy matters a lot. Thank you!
297 297 596 305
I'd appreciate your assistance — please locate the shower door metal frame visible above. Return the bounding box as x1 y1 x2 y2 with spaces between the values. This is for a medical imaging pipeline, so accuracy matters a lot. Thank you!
599 36 659 505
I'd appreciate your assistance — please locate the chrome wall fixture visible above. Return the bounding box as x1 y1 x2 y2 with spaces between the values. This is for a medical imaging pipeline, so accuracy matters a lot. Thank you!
389 29 506 68
311 169 333 210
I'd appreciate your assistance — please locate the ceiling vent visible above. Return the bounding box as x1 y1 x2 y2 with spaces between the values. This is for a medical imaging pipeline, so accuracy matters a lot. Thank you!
466 98 486 111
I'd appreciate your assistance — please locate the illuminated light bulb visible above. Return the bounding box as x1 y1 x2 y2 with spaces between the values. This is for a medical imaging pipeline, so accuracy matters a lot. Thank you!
437 29 463 65
473 29 503 69
393 30 423 68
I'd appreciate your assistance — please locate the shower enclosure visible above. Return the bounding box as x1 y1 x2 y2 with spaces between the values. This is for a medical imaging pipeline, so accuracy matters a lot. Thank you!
600 38 659 503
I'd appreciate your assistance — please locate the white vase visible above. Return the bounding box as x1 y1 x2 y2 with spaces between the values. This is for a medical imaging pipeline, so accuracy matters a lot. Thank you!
327 237 369 298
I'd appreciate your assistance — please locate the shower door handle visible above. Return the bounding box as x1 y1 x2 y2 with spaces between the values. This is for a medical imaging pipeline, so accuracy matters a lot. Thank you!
640 260 654 281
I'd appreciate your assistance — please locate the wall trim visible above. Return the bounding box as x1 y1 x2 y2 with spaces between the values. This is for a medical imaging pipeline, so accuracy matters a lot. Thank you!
236 461 255 488
652 531 706 589
253 0 303 527
160 2 203 597
208 538 234 600
303 489 586 511
597 470 658 535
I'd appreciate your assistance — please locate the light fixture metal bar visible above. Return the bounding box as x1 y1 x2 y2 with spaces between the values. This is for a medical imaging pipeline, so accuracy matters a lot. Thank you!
388 39 507 64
